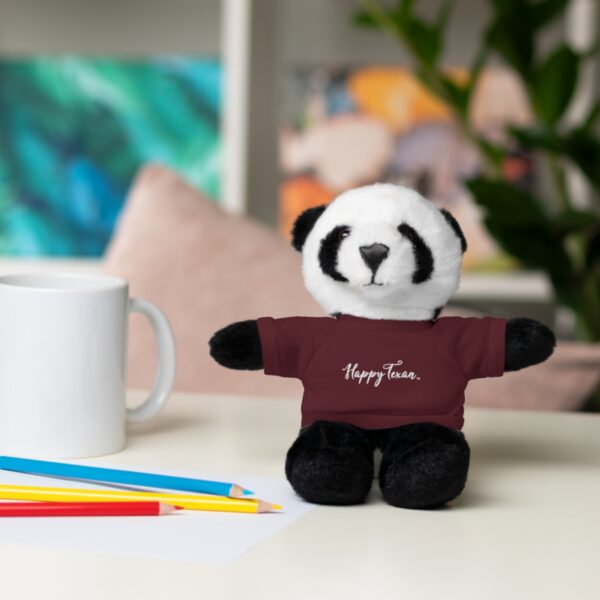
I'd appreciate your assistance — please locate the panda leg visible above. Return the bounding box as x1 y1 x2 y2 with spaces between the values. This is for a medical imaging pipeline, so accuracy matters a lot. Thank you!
378 423 470 509
285 421 375 505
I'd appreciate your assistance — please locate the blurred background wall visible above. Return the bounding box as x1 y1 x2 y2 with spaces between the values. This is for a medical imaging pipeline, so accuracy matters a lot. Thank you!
0 0 599 409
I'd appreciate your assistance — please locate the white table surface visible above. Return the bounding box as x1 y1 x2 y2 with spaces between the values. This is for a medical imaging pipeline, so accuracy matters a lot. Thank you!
0 391 599 600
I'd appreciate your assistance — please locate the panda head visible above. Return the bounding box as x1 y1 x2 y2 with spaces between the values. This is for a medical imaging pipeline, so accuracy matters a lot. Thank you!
291 184 467 321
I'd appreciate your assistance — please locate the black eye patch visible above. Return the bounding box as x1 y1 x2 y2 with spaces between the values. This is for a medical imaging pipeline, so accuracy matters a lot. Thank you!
439 208 467 253
318 226 350 282
398 223 434 284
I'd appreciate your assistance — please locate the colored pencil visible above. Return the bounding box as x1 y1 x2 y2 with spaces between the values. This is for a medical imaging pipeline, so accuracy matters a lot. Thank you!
0 484 282 514
0 501 179 517
0 456 253 498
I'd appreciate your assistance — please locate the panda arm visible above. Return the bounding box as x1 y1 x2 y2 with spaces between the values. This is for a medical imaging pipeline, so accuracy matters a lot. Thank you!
209 320 263 370
504 318 556 372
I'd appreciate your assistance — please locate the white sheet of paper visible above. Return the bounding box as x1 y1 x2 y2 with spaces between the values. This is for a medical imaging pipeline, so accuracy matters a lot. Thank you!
0 469 316 564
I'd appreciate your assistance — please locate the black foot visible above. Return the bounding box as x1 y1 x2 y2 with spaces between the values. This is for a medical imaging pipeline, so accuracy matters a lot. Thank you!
378 423 470 509
285 421 374 505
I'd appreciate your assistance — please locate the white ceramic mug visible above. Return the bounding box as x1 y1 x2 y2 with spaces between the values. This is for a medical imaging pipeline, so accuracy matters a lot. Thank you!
0 273 176 458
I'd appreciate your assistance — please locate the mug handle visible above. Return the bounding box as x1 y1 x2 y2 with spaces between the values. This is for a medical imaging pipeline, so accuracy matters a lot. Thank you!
126 298 176 423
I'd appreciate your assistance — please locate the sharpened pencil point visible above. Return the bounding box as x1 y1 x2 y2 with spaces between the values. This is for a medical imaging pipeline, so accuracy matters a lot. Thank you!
159 503 180 515
229 484 245 498
230 484 255 498
257 500 283 513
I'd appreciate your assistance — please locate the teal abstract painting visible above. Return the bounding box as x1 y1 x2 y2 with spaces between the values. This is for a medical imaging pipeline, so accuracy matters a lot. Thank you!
0 56 222 256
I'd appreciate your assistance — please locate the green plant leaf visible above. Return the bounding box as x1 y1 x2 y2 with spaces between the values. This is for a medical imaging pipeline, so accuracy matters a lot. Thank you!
587 232 600 267
436 0 455 31
531 0 570 29
488 0 522 12
353 10 378 29
489 0 569 30
394 0 415 24
484 0 570 77
509 125 563 152
484 218 574 293
440 74 469 115
467 176 574 294
414 65 438 94
465 46 488 98
553 209 599 234
564 129 600 190
478 138 507 168
581 100 600 131
402 19 442 66
356 1 444 66
466 177 548 226
510 124 600 192
532 45 579 124
485 12 534 76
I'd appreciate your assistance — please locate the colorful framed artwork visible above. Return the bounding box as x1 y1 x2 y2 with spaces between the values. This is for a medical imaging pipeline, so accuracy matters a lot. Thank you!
0 56 221 256
280 66 535 272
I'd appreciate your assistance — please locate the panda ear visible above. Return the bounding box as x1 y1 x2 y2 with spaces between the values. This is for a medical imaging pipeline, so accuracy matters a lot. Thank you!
439 208 467 253
291 205 327 252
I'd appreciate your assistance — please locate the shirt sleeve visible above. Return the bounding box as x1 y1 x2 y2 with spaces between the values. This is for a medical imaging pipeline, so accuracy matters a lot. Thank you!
256 316 333 379
433 317 507 380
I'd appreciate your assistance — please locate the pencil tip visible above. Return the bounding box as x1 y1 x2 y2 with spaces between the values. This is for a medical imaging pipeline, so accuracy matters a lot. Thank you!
229 484 243 498
257 500 283 513
230 485 255 498
159 503 181 515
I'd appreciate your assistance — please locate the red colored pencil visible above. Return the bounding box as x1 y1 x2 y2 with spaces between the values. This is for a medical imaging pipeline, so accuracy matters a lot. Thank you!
0 501 180 517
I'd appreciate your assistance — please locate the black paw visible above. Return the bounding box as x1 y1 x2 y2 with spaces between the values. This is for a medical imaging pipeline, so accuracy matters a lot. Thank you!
209 320 263 370
505 317 556 371
379 423 470 509
285 421 374 505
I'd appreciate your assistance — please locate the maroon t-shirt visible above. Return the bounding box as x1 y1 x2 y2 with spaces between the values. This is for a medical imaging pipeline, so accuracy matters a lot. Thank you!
257 314 506 430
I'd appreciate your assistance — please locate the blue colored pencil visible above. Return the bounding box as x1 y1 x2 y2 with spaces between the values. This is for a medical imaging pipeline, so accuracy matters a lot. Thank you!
0 456 254 498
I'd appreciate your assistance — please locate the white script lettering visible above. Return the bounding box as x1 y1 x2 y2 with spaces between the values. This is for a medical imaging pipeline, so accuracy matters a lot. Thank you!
342 360 420 387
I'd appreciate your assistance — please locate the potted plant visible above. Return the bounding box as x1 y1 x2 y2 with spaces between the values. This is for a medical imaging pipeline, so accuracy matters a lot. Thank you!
354 0 600 407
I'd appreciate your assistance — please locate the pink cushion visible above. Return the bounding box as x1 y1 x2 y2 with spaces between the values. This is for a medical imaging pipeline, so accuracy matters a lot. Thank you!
467 339 600 411
443 307 600 412
103 164 321 398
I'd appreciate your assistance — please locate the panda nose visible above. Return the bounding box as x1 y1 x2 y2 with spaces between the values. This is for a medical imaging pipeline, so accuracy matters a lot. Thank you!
359 243 389 273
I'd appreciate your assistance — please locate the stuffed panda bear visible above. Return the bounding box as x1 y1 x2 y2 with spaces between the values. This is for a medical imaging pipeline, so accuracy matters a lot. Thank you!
209 184 556 509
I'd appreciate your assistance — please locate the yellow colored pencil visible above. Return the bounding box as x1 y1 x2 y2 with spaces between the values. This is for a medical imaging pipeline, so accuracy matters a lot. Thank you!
0 484 281 514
